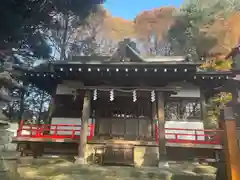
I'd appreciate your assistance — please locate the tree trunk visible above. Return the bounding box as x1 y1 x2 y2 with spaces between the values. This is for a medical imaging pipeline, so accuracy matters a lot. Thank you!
59 14 69 61
76 91 91 164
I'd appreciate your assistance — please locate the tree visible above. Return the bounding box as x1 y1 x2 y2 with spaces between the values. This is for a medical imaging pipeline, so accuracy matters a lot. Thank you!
48 3 108 60
167 3 216 60
0 0 105 61
137 32 173 56
167 0 240 60
69 8 117 57
0 0 106 122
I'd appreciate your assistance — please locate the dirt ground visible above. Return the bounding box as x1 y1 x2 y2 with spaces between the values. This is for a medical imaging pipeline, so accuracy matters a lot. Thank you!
15 157 216 180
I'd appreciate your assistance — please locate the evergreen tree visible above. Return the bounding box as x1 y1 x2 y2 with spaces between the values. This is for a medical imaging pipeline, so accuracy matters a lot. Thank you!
0 0 105 120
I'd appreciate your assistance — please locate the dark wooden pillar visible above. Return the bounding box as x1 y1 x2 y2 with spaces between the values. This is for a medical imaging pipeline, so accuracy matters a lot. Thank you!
157 92 168 166
200 89 207 122
220 107 240 180
152 100 157 138
47 95 55 124
46 86 57 124
76 90 91 164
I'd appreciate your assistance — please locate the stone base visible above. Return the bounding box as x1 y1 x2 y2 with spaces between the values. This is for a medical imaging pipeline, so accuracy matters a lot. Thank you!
75 157 86 165
84 144 159 167
158 161 169 168
0 152 19 179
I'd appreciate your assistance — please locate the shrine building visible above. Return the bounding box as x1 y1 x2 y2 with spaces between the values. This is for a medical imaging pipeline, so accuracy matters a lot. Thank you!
13 39 235 166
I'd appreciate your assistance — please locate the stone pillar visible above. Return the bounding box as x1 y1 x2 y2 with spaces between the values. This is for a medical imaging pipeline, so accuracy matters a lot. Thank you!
0 152 19 180
157 92 168 167
220 107 240 180
75 90 91 164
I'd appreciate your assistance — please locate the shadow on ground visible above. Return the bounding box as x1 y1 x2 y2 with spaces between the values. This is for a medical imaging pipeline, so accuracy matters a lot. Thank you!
18 157 217 180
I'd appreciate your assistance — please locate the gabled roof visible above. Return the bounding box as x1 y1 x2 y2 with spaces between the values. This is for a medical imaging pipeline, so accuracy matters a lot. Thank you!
69 38 191 64
107 39 143 62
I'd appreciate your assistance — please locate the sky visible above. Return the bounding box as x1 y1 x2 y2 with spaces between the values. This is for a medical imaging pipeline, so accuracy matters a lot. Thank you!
104 0 184 20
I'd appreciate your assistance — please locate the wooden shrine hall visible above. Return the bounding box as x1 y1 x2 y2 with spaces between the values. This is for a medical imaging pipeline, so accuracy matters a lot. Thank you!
13 39 235 166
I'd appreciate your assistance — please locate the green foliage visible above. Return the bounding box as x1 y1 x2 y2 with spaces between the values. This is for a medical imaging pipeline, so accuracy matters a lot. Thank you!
0 0 105 61
167 4 216 59
167 0 240 60
169 0 238 127
205 92 232 128
0 0 105 121
0 0 52 58
200 59 232 71
200 57 233 128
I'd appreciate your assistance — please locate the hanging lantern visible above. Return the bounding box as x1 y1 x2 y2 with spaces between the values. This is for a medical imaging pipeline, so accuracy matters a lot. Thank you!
110 89 114 101
93 89 98 100
133 90 137 102
151 90 155 102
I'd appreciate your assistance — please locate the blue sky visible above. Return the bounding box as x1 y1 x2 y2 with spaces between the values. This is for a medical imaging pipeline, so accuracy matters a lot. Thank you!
104 0 184 20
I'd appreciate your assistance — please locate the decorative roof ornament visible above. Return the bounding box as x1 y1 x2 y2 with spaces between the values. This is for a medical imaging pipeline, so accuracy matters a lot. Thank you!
184 54 193 62
109 38 144 62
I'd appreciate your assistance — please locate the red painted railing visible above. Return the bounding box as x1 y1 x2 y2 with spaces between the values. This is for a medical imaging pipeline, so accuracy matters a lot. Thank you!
17 120 222 145
155 125 222 145
17 120 94 140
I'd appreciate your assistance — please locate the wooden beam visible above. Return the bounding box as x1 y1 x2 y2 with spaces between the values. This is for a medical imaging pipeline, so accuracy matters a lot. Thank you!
220 107 240 180
200 89 207 122
75 90 91 164
46 95 55 124
77 86 181 92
